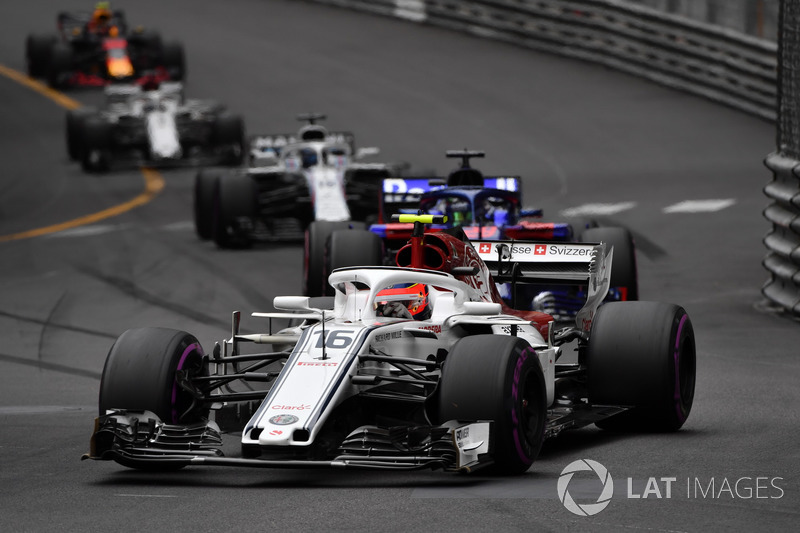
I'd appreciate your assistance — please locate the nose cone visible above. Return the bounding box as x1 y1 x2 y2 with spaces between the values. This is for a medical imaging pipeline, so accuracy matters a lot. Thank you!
108 57 134 78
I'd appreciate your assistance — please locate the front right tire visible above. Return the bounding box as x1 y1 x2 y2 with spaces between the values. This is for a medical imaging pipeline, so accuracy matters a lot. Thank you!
99 327 208 425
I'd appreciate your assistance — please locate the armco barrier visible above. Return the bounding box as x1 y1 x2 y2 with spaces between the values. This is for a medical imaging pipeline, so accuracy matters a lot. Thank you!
306 0 777 120
763 153 800 315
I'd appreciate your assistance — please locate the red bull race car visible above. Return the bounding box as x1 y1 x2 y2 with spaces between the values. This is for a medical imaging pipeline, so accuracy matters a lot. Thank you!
25 4 185 88
84 215 695 475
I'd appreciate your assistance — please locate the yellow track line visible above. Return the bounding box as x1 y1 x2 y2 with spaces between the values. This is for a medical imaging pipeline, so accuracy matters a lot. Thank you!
0 63 165 242
0 168 164 242
0 63 81 110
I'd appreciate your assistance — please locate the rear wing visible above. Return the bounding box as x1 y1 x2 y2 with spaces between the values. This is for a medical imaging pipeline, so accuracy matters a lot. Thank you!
472 240 612 331
380 176 520 217
57 10 128 38
249 131 356 156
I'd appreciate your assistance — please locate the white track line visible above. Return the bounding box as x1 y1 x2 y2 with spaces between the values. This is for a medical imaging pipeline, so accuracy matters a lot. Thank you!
663 199 736 213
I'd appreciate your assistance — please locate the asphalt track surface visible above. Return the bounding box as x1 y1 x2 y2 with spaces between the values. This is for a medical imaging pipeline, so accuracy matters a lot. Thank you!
1 1 798 531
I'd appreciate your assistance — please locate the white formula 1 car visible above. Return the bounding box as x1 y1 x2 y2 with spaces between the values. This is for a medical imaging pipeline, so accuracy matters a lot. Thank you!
193 113 398 249
66 81 245 172
85 216 696 474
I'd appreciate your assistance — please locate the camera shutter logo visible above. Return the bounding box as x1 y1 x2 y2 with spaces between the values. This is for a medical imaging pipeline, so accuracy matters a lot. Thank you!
557 459 614 516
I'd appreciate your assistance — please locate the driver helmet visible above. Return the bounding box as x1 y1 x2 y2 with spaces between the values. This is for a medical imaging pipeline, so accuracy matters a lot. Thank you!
448 199 472 225
300 148 318 168
90 2 112 29
375 283 431 320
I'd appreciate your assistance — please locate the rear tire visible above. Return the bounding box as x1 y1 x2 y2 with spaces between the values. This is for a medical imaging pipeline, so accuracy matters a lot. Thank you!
303 221 364 297
580 226 638 300
212 173 255 249
436 335 547 474
99 327 208 424
25 33 57 78
194 169 222 240
161 41 185 81
587 301 696 431
213 113 245 166
80 118 112 173
66 107 97 161
327 229 382 293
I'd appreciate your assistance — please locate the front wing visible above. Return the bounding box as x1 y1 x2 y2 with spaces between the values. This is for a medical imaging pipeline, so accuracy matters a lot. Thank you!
83 410 494 473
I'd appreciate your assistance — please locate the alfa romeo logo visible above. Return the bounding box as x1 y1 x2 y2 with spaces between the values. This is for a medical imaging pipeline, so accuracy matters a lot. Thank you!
557 459 614 516
269 414 299 426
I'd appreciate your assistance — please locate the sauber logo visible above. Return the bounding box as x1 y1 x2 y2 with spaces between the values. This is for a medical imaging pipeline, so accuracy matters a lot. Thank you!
534 244 547 255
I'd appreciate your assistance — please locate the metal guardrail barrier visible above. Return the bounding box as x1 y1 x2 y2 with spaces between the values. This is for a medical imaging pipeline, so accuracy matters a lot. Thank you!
306 0 777 119
306 0 798 316
764 1 800 318
762 153 800 316
627 0 779 42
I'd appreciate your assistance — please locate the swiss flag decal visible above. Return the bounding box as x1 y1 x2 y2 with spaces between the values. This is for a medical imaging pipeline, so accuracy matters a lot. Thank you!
534 245 547 255
479 243 492 253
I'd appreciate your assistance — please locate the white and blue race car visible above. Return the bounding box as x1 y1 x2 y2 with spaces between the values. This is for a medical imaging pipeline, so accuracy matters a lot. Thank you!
193 114 398 251
67 81 244 172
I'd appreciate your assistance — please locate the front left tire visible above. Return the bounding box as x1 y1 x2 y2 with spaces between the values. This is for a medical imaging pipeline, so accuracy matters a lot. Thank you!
435 335 547 474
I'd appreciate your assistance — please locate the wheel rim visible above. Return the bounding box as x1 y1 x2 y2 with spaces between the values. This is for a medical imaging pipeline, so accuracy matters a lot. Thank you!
170 342 204 424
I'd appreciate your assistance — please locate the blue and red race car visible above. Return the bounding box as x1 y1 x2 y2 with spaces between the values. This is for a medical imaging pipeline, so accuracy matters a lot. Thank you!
309 150 639 319
25 3 185 88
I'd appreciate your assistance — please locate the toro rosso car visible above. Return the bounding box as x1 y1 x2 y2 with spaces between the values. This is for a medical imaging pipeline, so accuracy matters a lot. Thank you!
193 114 397 249
66 81 245 172
307 150 638 318
25 5 184 88
84 215 696 475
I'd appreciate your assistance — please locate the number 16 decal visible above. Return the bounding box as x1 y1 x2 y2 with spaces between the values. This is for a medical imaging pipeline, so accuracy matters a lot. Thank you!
314 330 353 349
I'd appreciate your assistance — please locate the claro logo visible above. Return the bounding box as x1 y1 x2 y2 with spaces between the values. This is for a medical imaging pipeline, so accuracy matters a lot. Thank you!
558 459 614 516
270 404 312 411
